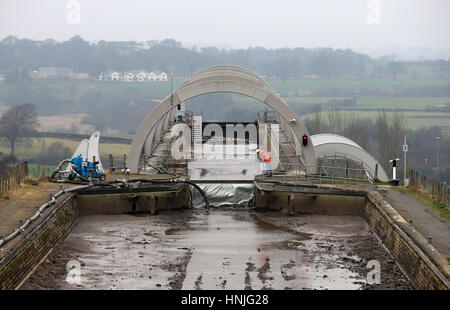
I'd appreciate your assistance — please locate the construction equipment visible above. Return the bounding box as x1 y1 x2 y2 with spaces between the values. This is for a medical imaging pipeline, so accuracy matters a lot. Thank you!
51 131 106 182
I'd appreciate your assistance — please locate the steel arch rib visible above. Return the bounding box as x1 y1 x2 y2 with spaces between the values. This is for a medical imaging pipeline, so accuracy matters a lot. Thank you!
129 65 316 173
311 134 389 182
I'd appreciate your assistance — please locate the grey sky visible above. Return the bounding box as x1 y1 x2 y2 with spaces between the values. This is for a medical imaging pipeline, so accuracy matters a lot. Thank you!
1 0 449 51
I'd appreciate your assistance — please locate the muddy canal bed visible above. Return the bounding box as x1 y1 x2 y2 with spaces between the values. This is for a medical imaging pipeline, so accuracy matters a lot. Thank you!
21 209 411 290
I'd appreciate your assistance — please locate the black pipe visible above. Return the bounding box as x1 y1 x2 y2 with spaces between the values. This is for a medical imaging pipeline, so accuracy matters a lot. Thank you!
183 180 210 211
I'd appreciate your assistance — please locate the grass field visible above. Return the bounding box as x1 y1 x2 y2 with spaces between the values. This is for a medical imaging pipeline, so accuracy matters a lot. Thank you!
0 137 130 162
267 75 450 94
233 96 450 134
27 163 57 178
234 96 450 110
299 110 450 131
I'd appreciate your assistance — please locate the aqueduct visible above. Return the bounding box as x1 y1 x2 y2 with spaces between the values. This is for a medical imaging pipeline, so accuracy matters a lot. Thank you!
128 65 388 181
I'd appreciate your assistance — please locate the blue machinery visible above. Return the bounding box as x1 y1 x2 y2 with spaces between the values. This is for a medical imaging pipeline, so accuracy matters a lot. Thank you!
67 155 106 181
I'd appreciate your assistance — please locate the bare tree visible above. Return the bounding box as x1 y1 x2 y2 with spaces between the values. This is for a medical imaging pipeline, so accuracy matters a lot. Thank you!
344 112 369 150
0 155 16 174
304 105 324 134
0 103 39 156
376 109 406 172
326 109 345 135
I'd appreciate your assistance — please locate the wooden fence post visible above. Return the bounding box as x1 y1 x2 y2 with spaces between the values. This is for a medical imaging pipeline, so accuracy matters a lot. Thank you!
24 161 28 178
109 154 113 174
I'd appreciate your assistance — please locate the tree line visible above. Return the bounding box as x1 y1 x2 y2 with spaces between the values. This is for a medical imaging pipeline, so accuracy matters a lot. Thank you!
3 35 448 81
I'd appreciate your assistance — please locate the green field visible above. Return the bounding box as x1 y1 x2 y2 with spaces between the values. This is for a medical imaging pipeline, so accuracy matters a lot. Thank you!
0 137 130 162
27 163 57 178
235 96 450 110
267 75 450 95
299 110 450 131
0 79 184 103
233 96 450 134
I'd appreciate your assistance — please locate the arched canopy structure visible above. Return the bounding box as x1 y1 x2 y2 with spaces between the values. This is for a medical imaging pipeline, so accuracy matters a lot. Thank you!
311 134 389 182
129 65 317 173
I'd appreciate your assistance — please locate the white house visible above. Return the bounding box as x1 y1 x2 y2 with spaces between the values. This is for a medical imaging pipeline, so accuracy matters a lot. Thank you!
99 70 168 82
124 71 135 82
148 72 157 81
159 72 168 81
99 71 112 81
148 71 168 81
111 71 122 81
136 70 147 82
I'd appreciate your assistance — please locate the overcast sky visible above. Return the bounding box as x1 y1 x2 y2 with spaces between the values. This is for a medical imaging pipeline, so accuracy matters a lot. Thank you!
1 0 449 52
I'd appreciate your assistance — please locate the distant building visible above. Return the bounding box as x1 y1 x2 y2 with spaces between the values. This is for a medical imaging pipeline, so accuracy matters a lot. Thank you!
148 71 157 81
33 67 89 80
136 70 147 82
99 71 112 81
149 71 168 81
111 71 122 81
124 71 135 82
158 72 168 81
72 72 89 79
35 67 73 78
98 70 168 82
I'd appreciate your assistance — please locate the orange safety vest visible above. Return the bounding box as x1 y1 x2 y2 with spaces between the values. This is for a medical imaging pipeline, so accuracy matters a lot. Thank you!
257 150 271 162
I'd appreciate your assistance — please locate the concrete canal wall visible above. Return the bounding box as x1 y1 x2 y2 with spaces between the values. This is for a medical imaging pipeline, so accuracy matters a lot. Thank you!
364 195 449 290
0 194 78 290
0 181 448 290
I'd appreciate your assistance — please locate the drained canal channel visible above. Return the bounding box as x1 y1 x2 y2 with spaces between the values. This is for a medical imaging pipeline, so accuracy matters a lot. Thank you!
21 208 411 290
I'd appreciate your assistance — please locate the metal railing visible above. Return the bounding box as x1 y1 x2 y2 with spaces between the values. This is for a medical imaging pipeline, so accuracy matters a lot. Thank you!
261 162 374 185
257 110 277 123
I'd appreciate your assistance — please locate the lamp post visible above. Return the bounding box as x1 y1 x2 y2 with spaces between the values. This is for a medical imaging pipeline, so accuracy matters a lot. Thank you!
436 136 440 169
402 135 408 186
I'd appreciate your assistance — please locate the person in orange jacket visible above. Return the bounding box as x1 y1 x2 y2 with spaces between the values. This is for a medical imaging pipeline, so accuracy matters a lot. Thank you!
256 148 272 176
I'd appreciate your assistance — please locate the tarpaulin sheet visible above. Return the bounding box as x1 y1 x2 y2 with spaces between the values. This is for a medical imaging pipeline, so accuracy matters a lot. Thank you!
190 183 254 208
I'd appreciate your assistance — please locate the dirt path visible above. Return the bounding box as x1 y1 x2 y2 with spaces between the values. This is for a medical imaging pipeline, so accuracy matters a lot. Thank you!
0 182 71 238
382 188 450 257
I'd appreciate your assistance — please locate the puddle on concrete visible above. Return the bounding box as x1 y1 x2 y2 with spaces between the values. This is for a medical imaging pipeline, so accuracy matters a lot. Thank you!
178 211 362 290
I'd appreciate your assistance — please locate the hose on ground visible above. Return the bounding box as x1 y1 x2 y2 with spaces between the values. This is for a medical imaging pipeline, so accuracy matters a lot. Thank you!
0 184 93 247
129 178 209 211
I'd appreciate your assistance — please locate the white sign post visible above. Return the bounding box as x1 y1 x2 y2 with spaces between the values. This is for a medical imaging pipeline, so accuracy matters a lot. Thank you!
402 135 408 187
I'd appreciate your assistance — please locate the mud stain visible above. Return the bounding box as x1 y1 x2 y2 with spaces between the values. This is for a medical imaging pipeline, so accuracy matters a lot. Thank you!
21 209 412 290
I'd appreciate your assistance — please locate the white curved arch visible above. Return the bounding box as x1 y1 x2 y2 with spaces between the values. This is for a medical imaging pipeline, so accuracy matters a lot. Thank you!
129 65 317 173
311 134 388 182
